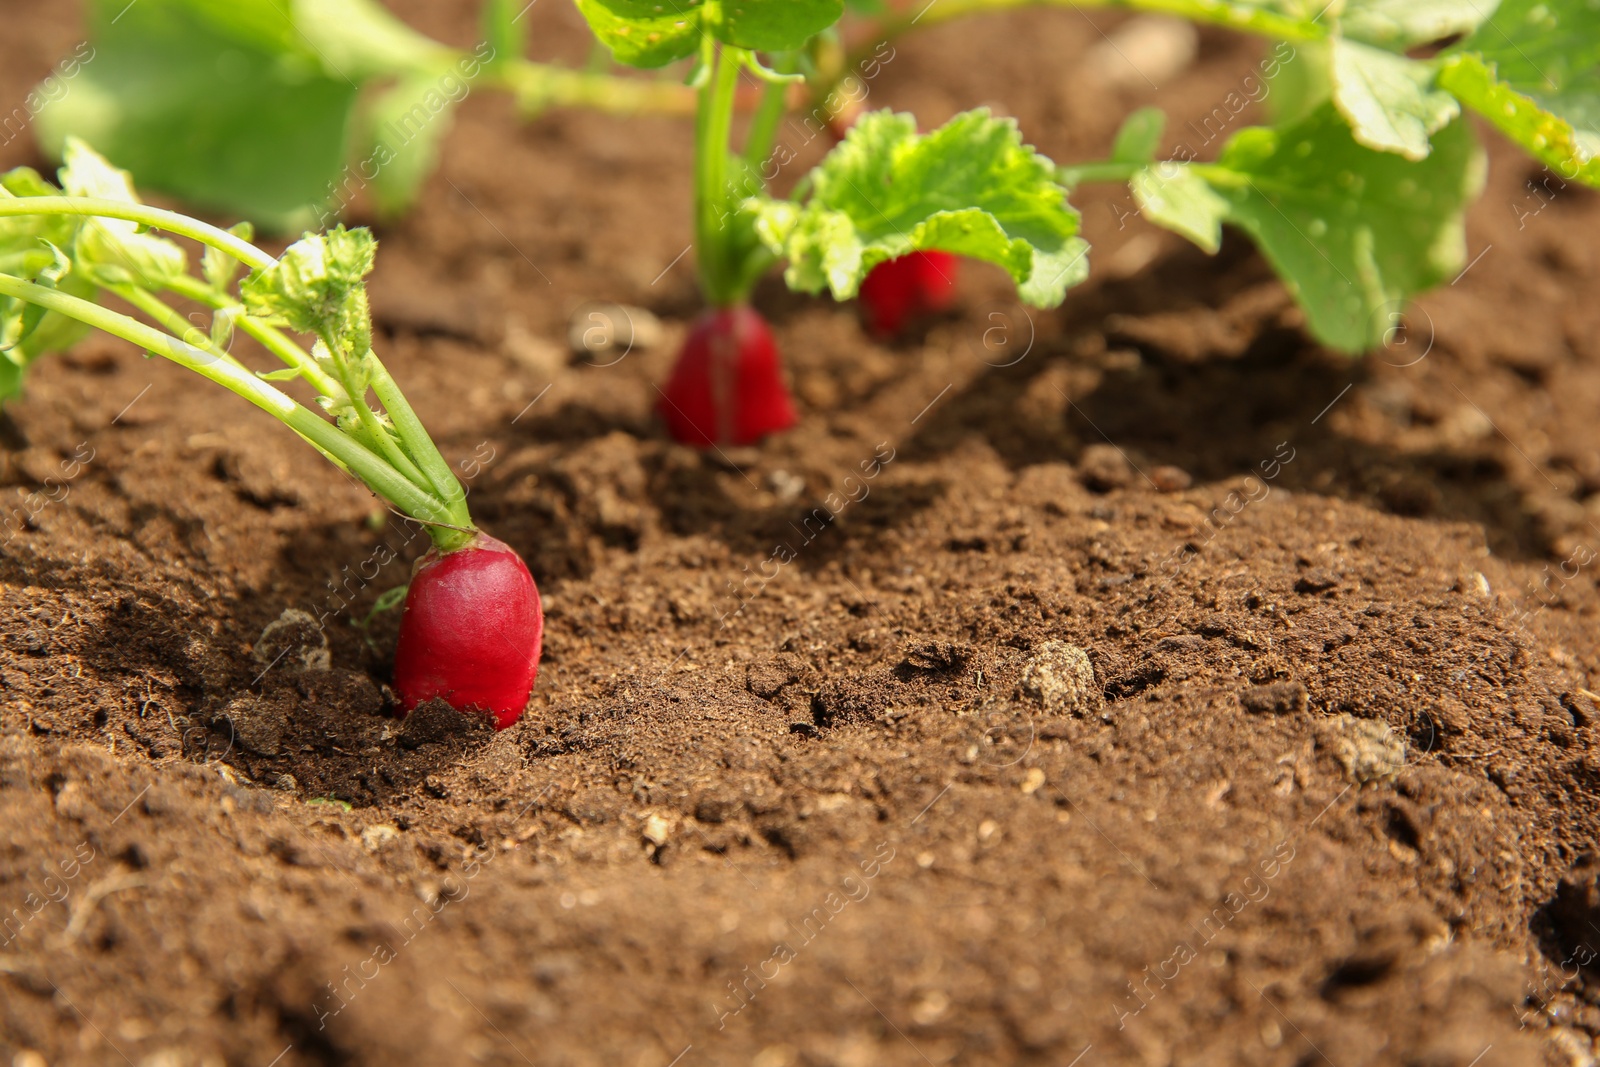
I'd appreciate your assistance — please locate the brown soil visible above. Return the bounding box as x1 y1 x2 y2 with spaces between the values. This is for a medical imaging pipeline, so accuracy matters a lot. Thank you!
4 3 1600 1065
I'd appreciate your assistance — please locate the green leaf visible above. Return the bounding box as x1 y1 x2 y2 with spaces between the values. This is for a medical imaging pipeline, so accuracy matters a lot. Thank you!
758 108 1087 307
57 138 188 287
37 0 361 231
202 222 254 293
1338 0 1495 50
1140 105 1484 352
1331 40 1458 159
241 225 376 348
1131 164 1229 254
160 0 447 81
573 0 704 68
256 366 303 381
0 171 94 392
1112 107 1166 164
1440 0 1600 186
709 0 844 51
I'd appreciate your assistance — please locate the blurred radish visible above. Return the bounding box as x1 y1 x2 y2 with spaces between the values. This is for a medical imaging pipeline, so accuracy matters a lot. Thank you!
657 305 797 447
858 251 960 337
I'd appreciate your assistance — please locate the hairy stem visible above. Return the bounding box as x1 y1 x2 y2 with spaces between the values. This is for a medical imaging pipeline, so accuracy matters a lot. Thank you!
0 274 450 524
161 275 342 398
314 327 435 496
369 368 472 529
0 198 273 270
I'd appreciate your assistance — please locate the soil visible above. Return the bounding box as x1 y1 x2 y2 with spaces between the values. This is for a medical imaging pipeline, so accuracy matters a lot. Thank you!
3 2 1600 1065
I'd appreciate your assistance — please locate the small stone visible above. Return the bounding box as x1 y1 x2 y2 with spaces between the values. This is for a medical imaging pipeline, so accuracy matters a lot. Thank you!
1240 681 1309 715
767 469 805 502
1020 768 1046 795
1077 444 1134 492
360 824 401 852
1325 715 1405 785
1020 641 1097 715
910 989 949 1025
642 812 672 848
1151 465 1192 492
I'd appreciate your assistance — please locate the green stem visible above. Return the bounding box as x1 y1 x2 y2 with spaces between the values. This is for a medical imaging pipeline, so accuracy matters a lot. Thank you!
369 369 472 529
0 198 273 270
495 58 699 117
315 328 435 496
0 274 450 524
162 275 342 398
1058 159 1146 187
695 42 747 307
108 282 249 373
744 56 797 170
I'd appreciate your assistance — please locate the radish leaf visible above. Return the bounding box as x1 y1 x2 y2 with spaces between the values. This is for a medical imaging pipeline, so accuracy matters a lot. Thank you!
576 0 843 67
241 226 376 356
1132 165 1228 254
1132 105 1484 352
1439 0 1600 186
37 0 358 232
57 138 188 288
1331 40 1458 160
1339 0 1494 50
1112 107 1167 164
573 0 703 67
709 0 845 52
757 109 1086 307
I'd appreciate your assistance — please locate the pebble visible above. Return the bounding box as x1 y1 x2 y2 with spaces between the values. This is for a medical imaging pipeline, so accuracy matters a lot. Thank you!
1326 715 1405 785
642 812 672 848
1020 641 1097 715
1077 444 1134 492
360 824 401 852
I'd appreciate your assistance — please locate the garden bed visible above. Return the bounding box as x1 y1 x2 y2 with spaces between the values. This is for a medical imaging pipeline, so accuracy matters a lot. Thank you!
2 2 1599 1064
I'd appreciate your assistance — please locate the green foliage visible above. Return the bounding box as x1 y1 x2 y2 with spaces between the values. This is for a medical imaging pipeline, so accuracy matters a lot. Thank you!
758 109 1086 307
1132 105 1484 352
1330 40 1458 160
242 226 376 347
575 0 843 68
1439 0 1600 186
37 0 456 231
57 138 188 287
573 0 703 67
1337 0 1493 50
1111 107 1166 164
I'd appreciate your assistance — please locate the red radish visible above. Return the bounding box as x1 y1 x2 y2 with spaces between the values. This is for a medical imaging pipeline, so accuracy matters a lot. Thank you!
394 533 543 730
859 251 960 337
657 304 797 448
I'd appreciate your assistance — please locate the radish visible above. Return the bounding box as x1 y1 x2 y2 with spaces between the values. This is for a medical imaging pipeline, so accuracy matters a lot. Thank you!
394 533 543 730
657 305 797 448
858 251 960 338
0 147 544 735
